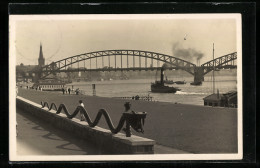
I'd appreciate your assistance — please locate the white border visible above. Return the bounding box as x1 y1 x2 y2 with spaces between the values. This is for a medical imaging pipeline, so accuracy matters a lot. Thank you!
9 14 243 161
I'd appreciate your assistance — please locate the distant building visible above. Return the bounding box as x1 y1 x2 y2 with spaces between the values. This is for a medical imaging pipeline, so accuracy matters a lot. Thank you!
16 64 38 82
203 91 237 108
16 43 45 82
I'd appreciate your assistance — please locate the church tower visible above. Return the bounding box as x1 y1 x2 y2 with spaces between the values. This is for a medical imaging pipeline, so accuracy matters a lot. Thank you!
38 43 45 67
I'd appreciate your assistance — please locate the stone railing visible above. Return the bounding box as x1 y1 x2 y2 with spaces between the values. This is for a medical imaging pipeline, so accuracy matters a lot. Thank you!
41 101 147 137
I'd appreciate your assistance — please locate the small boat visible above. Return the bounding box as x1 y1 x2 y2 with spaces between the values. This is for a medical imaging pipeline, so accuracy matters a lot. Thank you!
32 81 67 91
151 68 180 93
175 80 186 85
164 76 174 84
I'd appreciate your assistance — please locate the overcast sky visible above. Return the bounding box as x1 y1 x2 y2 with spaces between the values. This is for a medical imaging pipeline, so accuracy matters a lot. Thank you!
12 14 239 66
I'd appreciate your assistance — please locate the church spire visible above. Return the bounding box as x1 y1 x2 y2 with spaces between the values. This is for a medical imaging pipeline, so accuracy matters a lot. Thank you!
38 42 45 67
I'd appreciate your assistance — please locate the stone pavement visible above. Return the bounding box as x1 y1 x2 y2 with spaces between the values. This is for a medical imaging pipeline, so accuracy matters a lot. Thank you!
16 108 101 155
16 107 189 155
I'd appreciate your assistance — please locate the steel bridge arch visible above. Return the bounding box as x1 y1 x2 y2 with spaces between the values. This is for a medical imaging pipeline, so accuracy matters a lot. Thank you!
201 52 237 75
40 49 196 79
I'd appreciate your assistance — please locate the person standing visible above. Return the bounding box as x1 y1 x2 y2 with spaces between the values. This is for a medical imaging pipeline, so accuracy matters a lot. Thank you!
79 100 85 121
122 102 135 136
123 102 135 114
62 88 65 94
68 88 71 94
75 88 79 95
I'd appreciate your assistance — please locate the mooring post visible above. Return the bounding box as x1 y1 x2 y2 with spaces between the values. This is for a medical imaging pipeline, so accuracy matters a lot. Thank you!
92 84 96 96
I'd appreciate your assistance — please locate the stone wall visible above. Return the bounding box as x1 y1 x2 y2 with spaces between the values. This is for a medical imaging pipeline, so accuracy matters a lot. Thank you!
16 96 155 154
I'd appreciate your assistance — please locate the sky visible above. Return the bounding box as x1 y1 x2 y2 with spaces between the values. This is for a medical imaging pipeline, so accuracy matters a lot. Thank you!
11 14 240 66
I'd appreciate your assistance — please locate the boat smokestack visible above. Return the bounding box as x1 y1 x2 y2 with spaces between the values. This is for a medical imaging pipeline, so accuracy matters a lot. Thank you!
160 68 164 84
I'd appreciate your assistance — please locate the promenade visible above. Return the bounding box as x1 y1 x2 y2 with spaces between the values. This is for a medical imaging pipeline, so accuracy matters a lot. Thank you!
17 88 238 154
17 108 100 155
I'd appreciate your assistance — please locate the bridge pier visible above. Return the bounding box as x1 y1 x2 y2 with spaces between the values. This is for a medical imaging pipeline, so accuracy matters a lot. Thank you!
193 67 204 83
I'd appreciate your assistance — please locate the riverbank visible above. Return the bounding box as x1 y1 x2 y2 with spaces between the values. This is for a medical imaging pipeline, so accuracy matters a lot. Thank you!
17 88 238 154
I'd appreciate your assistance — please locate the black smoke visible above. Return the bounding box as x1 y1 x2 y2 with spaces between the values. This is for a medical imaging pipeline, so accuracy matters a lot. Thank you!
172 42 204 63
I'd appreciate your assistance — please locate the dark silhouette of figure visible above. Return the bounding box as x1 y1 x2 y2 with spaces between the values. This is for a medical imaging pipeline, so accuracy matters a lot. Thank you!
62 88 65 94
122 102 135 136
68 88 71 94
79 100 85 121
135 95 140 100
75 88 79 95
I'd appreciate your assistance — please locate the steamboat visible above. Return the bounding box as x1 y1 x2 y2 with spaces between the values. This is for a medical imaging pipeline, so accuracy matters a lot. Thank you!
151 67 180 93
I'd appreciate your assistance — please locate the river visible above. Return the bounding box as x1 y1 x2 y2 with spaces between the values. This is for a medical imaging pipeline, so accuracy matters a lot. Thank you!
67 75 237 106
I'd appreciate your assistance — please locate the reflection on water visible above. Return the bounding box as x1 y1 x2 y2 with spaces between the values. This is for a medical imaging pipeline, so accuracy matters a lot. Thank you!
67 76 237 106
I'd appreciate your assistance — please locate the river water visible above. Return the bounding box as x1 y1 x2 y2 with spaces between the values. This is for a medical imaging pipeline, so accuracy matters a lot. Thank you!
67 75 237 106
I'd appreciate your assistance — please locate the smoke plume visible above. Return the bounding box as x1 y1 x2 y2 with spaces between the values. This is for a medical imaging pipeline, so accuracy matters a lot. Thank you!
172 42 204 64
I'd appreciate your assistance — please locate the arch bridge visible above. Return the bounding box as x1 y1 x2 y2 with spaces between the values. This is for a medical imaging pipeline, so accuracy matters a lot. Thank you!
193 52 237 82
201 52 237 75
37 50 237 83
40 50 196 79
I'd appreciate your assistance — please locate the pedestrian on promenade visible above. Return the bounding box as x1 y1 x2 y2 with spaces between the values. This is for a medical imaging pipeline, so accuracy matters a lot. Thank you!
135 95 140 100
62 88 65 94
68 88 71 94
122 102 135 135
124 102 135 114
65 87 68 94
75 88 79 95
79 100 85 121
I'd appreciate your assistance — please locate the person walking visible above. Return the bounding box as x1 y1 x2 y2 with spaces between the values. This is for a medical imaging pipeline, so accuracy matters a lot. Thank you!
68 88 71 94
62 88 65 94
79 100 85 121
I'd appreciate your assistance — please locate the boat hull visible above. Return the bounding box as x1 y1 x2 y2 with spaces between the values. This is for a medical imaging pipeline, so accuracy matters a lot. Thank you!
151 83 179 93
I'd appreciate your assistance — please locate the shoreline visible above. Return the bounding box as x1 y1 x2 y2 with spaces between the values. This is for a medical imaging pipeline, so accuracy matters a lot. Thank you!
16 88 238 154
